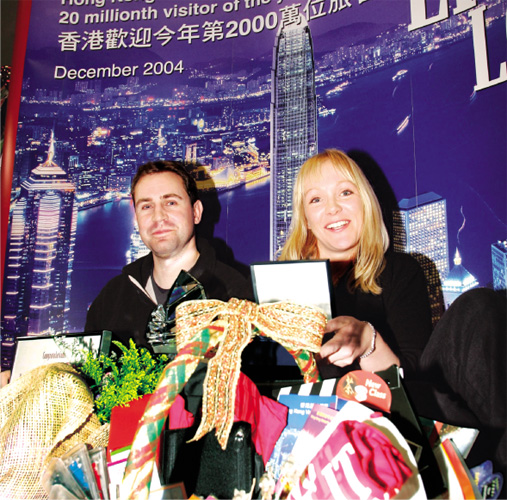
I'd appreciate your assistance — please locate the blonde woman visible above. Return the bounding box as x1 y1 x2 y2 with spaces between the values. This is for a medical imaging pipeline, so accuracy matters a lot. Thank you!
281 149 432 379
280 149 506 484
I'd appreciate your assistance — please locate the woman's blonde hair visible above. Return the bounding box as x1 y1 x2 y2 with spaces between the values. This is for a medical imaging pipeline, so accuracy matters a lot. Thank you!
279 149 389 294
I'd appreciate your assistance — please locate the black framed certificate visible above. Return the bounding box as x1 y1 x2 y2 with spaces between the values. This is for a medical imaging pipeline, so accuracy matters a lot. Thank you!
10 330 112 382
250 260 334 319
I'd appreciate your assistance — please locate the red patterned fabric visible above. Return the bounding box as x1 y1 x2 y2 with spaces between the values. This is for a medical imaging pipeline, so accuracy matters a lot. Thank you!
168 371 288 464
292 419 412 500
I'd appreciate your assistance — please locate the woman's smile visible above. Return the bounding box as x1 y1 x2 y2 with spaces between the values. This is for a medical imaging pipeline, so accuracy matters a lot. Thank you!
304 160 364 261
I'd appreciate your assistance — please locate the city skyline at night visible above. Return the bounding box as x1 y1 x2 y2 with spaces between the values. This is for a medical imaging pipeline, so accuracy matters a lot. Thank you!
393 192 449 324
270 13 318 259
1 0 505 368
2 133 77 369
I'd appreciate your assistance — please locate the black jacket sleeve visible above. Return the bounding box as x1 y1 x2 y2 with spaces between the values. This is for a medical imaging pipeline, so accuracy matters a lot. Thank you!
379 252 433 378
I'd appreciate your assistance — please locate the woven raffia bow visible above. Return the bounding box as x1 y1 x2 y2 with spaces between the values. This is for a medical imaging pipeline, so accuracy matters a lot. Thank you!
121 298 326 500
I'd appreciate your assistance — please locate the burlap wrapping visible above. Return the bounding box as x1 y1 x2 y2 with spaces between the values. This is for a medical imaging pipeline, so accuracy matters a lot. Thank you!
0 362 110 500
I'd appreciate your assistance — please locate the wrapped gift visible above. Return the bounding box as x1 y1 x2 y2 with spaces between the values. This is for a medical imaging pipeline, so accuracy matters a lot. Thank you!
0 363 109 500
120 297 327 499
108 394 155 461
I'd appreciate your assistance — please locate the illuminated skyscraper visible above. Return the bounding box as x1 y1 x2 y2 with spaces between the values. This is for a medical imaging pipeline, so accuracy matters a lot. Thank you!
1 132 77 369
491 240 507 291
156 126 168 149
442 248 479 307
185 142 198 164
270 12 317 259
126 226 150 264
393 192 449 324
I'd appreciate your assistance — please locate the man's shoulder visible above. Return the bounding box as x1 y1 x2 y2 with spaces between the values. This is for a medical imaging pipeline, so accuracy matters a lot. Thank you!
193 239 253 301
96 253 152 294
213 257 251 283
214 259 254 301
213 255 248 276
90 271 132 307
123 252 153 281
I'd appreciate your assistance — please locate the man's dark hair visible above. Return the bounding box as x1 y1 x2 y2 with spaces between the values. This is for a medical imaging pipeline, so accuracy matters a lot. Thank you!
131 160 199 206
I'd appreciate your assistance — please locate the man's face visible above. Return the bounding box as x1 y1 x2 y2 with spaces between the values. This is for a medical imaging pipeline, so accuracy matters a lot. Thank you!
134 172 203 260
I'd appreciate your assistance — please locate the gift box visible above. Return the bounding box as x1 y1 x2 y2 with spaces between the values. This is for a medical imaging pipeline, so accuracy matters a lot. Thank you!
274 365 446 499
107 394 154 461
119 297 326 499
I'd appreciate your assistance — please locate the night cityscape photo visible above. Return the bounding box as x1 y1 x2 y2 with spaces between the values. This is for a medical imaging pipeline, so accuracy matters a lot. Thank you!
1 0 505 370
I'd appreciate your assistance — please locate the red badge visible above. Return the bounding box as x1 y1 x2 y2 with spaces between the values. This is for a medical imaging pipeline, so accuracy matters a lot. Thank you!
335 370 392 413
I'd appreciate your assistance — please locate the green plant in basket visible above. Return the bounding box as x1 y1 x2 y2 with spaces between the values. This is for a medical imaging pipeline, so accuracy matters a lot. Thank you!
76 339 169 424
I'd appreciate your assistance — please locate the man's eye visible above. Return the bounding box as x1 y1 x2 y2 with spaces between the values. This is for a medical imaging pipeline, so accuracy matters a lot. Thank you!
141 204 151 210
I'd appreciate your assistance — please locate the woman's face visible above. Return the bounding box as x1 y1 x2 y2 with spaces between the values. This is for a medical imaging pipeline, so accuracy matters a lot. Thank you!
303 159 364 262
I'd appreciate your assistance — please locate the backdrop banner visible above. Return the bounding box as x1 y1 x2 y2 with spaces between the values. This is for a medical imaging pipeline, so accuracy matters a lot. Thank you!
1 0 505 371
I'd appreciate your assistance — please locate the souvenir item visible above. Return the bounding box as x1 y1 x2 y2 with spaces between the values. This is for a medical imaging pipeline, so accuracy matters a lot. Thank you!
251 260 334 319
471 461 504 500
267 394 344 481
161 421 258 499
47 484 83 499
42 458 87 500
121 298 326 499
146 271 206 356
335 370 392 413
89 447 110 500
433 438 482 499
107 394 155 461
276 404 343 498
60 443 101 500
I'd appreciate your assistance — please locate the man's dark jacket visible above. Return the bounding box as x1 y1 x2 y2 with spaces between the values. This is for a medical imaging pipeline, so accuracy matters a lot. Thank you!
85 238 253 350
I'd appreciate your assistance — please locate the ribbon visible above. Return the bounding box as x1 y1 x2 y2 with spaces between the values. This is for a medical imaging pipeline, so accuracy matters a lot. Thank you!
121 298 326 500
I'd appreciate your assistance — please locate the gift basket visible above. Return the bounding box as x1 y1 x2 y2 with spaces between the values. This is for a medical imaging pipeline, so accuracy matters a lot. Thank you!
120 295 326 499
0 363 109 499
1 273 500 499
114 287 501 500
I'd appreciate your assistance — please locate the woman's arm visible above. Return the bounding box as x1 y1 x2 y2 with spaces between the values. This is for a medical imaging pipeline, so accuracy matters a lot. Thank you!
319 253 432 377
320 316 400 373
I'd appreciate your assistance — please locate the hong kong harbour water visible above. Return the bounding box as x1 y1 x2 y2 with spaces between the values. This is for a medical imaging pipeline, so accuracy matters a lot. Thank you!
70 181 271 330
69 23 505 331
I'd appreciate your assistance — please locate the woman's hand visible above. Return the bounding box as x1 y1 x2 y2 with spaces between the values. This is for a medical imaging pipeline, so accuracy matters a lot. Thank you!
320 316 372 366
319 316 400 372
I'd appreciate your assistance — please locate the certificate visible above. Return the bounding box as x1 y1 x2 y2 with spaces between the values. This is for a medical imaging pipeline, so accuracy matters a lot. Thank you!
10 330 112 382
